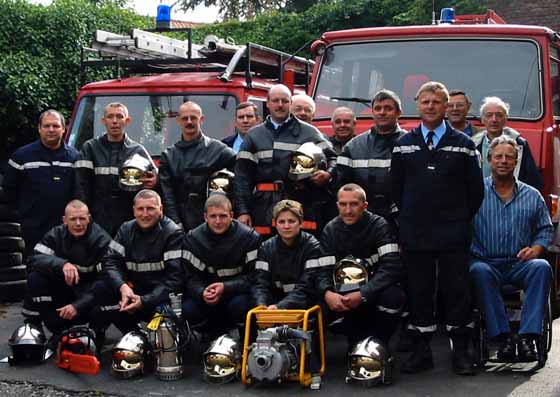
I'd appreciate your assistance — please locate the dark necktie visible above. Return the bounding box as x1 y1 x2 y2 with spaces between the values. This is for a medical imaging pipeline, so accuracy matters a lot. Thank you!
426 130 435 150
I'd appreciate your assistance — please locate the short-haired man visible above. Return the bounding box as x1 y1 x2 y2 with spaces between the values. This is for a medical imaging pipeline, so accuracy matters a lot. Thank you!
318 184 405 345
100 189 183 332
159 101 236 232
26 200 111 338
337 89 406 229
235 84 336 237
182 195 261 335
470 136 553 362
391 81 484 375
472 96 543 190
3 110 79 255
290 94 316 123
222 102 260 154
75 102 157 236
446 90 481 136
329 107 356 154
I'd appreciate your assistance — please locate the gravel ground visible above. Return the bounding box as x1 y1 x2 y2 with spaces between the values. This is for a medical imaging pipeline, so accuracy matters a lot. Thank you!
0 380 120 397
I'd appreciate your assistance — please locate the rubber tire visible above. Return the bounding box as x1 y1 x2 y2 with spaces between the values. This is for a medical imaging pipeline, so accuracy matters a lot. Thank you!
0 252 23 268
0 265 26 282
0 280 27 302
0 237 25 252
0 204 18 222
0 222 21 237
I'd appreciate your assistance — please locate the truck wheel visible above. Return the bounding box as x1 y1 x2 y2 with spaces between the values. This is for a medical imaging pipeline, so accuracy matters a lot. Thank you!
0 222 21 237
0 237 25 252
0 265 26 281
0 252 23 268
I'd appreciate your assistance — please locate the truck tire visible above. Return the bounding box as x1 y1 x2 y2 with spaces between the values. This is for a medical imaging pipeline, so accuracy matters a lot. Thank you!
0 280 27 302
0 252 23 268
0 237 25 252
0 222 21 237
0 265 26 282
0 204 18 222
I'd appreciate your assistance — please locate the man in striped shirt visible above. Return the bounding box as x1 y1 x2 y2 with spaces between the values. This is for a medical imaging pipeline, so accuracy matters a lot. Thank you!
470 135 553 362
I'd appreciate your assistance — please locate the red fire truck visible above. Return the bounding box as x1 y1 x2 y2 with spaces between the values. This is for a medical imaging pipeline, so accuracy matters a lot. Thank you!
66 28 312 158
309 9 560 207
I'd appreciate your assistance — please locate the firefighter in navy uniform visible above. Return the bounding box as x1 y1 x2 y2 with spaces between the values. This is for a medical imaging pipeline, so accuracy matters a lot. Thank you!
234 84 336 237
318 184 405 345
75 102 157 236
159 101 236 232
26 200 111 338
391 82 484 375
3 110 79 328
98 189 184 333
336 90 406 230
251 200 331 309
182 195 261 335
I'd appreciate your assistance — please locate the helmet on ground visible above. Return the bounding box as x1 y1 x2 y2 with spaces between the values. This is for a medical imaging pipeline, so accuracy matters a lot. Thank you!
289 142 326 181
207 169 235 198
203 334 241 384
8 323 47 365
119 154 154 191
333 256 369 294
346 337 393 386
112 331 151 379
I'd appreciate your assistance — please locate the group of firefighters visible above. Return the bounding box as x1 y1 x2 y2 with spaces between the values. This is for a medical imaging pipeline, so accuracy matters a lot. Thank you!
2 79 554 384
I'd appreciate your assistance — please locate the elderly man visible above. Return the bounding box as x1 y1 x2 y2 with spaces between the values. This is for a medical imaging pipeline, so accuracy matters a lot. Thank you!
473 96 542 190
290 93 316 123
329 107 356 154
391 81 484 375
98 189 183 333
470 136 553 362
234 84 336 237
446 90 481 136
319 184 405 346
182 194 261 335
337 89 406 230
222 102 260 154
159 101 236 232
75 102 156 236
26 200 111 338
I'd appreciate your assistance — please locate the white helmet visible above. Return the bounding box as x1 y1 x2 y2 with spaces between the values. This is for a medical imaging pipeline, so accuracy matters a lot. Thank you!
346 337 393 386
111 331 151 379
203 334 241 384
289 142 326 181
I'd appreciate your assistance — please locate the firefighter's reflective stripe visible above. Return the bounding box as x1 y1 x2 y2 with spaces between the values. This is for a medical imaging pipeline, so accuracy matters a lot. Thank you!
446 322 475 331
34 243 55 256
256 150 273 160
316 141 331 150
273 142 300 151
376 305 401 314
274 281 295 292
100 304 120 311
305 256 335 269
32 296 53 302
246 249 258 263
255 261 269 271
408 324 437 333
75 160 94 169
94 166 119 175
109 240 126 256
125 261 164 272
366 254 379 267
215 266 244 277
393 145 421 154
183 250 207 272
238 151 258 163
337 157 392 169
164 250 182 261
439 146 478 157
378 243 400 257
8 159 24 170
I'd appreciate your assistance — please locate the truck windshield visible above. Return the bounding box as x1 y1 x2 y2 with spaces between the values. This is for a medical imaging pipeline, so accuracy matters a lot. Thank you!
313 39 541 120
67 94 237 156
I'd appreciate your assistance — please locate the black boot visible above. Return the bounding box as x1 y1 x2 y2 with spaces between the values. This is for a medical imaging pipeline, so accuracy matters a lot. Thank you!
451 333 476 375
401 334 434 374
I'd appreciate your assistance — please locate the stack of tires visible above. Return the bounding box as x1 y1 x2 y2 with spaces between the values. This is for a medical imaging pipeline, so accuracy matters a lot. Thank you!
0 183 27 302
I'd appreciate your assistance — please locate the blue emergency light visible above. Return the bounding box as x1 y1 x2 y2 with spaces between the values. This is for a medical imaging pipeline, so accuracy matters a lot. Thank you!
440 8 455 24
156 4 172 29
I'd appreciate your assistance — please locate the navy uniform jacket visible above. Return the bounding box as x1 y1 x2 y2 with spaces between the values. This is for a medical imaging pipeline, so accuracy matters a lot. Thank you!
3 140 78 251
390 124 484 251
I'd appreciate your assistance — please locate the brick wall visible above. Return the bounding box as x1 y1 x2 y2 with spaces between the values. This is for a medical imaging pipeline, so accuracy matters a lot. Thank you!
490 0 560 33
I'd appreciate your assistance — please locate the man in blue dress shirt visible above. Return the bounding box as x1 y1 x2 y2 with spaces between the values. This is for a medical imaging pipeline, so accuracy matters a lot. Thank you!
470 135 553 362
222 102 260 154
